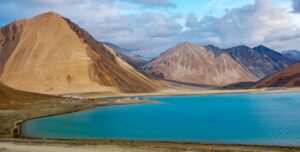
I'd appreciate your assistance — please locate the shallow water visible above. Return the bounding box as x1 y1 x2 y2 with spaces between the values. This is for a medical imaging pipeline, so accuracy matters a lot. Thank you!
23 93 300 146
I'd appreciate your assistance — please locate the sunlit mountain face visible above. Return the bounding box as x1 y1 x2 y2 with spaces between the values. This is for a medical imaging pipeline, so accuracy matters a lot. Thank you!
0 0 299 58
0 12 163 94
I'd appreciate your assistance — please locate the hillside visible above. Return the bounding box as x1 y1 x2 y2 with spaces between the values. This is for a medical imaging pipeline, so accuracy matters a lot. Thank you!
0 12 161 95
143 42 254 86
253 62 300 88
0 84 59 109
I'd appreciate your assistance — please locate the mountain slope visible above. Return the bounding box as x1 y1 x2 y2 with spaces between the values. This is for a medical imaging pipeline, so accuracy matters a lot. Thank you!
143 42 254 86
253 45 293 67
225 45 292 79
0 12 160 94
253 62 300 88
0 84 59 109
103 42 148 69
204 45 225 57
282 50 300 62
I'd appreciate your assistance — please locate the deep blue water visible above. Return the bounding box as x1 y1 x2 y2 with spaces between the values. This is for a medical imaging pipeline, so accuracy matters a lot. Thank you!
22 93 300 146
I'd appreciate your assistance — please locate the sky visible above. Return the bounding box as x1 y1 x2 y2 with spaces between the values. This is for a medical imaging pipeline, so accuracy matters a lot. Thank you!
0 0 300 57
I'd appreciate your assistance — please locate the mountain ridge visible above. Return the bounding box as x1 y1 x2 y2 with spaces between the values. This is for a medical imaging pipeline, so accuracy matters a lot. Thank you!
253 45 293 67
282 50 300 62
225 45 292 80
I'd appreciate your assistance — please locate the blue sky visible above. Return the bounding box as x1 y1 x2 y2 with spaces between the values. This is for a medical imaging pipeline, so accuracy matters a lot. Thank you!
166 0 256 17
0 0 299 57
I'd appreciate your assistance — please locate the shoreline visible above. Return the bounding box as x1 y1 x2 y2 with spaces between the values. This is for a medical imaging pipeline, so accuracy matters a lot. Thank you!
2 88 300 151
1 138 300 152
16 134 300 149
83 87 300 99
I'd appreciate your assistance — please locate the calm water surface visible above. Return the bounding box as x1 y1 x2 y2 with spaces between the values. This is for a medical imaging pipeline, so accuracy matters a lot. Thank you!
22 93 300 146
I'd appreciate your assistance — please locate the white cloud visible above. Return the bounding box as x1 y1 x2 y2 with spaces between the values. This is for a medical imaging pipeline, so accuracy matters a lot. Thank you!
89 12 182 53
0 0 300 57
0 0 182 57
181 0 300 51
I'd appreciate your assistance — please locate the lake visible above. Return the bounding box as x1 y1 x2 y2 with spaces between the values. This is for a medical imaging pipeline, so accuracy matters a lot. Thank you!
22 92 300 146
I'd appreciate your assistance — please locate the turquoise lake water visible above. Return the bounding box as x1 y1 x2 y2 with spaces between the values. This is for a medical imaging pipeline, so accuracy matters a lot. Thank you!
22 93 300 146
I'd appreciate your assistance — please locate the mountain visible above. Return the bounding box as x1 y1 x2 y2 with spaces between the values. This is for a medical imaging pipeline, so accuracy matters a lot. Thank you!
225 45 292 80
204 45 225 57
103 42 148 69
253 45 293 66
282 50 300 62
0 12 160 94
143 42 254 86
253 62 300 88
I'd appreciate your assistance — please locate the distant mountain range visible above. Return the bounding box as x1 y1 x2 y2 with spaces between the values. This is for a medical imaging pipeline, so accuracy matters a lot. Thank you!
0 11 299 92
282 50 300 62
143 42 299 86
225 45 293 80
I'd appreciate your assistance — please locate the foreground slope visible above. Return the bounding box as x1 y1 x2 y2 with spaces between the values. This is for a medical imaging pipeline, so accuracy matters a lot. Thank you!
0 84 58 109
226 45 292 79
143 42 254 86
0 12 160 94
253 62 300 88
0 83 64 136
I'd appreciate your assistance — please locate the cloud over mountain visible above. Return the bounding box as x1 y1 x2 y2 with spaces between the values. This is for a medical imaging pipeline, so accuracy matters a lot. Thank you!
182 0 300 51
0 0 182 57
0 0 299 57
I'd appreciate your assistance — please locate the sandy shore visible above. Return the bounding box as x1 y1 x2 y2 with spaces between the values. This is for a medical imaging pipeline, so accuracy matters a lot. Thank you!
80 87 300 99
1 88 300 152
0 141 158 152
1 138 299 152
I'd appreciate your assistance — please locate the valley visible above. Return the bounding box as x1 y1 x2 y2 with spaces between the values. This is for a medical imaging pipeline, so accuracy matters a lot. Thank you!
1 11 300 152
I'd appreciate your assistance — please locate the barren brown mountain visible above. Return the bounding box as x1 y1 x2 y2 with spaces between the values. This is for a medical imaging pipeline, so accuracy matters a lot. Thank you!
0 12 161 94
143 42 255 86
253 62 300 88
